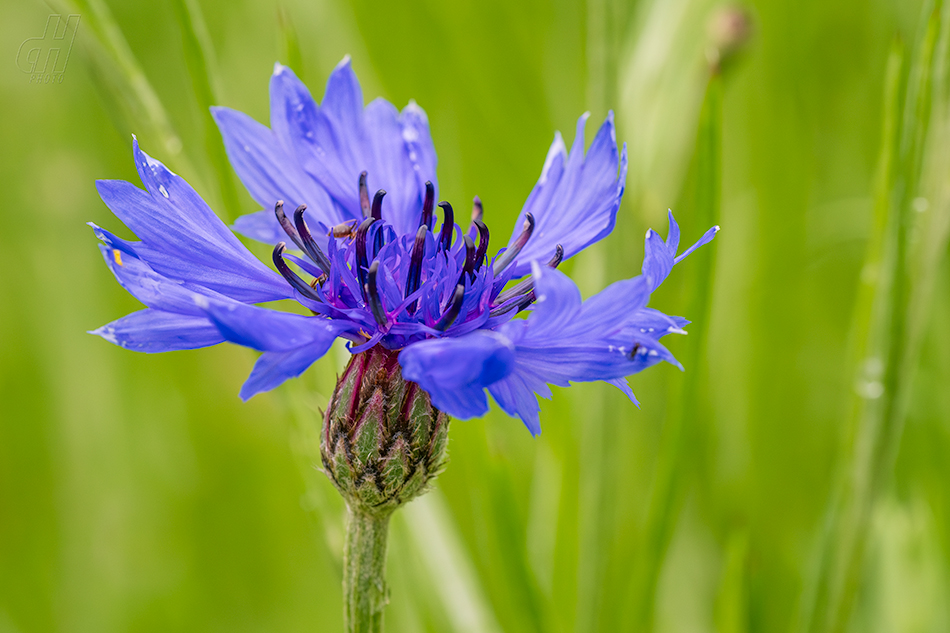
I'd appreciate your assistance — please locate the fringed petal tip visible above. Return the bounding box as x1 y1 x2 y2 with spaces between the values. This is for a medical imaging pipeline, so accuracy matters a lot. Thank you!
609 377 641 408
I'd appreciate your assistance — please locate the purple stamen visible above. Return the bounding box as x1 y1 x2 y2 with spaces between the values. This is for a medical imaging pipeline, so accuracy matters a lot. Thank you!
273 242 322 301
359 171 370 217
421 181 435 229
493 244 563 305
488 291 535 317
437 201 455 251
366 261 388 327
355 217 376 295
274 201 306 253
405 225 427 313
292 204 332 273
458 235 476 285
492 213 535 274
473 219 490 271
371 189 386 221
433 284 465 331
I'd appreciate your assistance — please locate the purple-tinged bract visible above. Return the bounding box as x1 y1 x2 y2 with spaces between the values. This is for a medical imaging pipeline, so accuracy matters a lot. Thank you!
90 56 718 435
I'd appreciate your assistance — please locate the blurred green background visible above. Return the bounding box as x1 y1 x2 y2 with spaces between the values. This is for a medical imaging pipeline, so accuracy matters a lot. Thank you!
2 0 949 631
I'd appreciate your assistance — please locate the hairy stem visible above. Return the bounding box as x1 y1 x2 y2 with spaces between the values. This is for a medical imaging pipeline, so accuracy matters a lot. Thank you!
343 506 392 633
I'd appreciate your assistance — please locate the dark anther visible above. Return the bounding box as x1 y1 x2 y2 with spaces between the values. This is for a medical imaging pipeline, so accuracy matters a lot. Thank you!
458 235 476 285
630 343 641 358
437 201 455 251
434 284 465 331
489 290 535 317
473 219 490 271
272 242 322 301
371 189 386 221
492 212 535 274
274 201 306 253
512 291 537 313
493 243 564 305
359 171 370 217
420 181 435 229
355 217 376 295
366 261 388 327
405 225 427 313
471 196 483 224
493 279 532 306
292 205 332 273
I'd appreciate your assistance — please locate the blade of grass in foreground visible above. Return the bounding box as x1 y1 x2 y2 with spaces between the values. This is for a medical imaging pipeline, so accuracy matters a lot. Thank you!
278 5 306 82
621 68 723 632
799 4 950 631
58 0 188 170
794 35 907 633
169 0 243 218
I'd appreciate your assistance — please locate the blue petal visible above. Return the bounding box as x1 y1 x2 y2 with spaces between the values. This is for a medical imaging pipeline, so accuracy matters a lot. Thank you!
96 243 215 315
608 377 640 406
642 227 674 291
239 341 333 400
674 225 720 264
505 112 628 277
319 56 364 147
665 210 681 255
642 213 720 289
269 59 437 236
96 143 292 303
130 138 236 245
399 330 515 420
88 222 139 257
211 106 343 228
487 371 547 436
401 102 439 199
270 63 358 218
625 308 689 338
232 209 291 244
520 261 583 339
90 308 224 352
577 276 651 334
363 98 426 234
197 296 350 352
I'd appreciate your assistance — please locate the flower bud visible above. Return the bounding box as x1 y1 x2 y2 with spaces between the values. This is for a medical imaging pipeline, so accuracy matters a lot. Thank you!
706 6 753 73
321 346 450 514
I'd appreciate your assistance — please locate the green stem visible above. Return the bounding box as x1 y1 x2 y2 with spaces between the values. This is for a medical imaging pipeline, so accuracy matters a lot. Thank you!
343 506 392 633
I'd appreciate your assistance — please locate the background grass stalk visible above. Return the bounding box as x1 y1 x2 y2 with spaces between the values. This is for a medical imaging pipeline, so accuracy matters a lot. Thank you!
344 507 392 633
801 5 948 632
169 0 243 219
625 69 722 631
61 0 187 168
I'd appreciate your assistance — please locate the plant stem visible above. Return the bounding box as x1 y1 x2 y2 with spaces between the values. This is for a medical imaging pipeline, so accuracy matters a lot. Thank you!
343 506 392 633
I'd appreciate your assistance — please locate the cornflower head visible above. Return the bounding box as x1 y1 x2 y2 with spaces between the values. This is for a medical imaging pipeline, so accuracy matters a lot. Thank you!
90 56 717 447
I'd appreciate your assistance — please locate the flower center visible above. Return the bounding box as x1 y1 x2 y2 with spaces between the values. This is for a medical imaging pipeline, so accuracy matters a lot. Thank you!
268 172 563 348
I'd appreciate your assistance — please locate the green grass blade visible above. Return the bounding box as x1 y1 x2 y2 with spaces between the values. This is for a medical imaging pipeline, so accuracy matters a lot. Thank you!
59 0 186 166
169 0 243 219
278 5 306 82
622 68 723 632
800 5 947 631
401 493 503 633
795 36 907 633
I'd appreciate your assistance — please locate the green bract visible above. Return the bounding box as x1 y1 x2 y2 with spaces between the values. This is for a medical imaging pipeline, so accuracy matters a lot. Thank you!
321 346 449 515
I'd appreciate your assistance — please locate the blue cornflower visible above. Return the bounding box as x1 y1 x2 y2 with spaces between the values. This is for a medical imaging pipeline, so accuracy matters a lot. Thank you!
90 57 717 435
